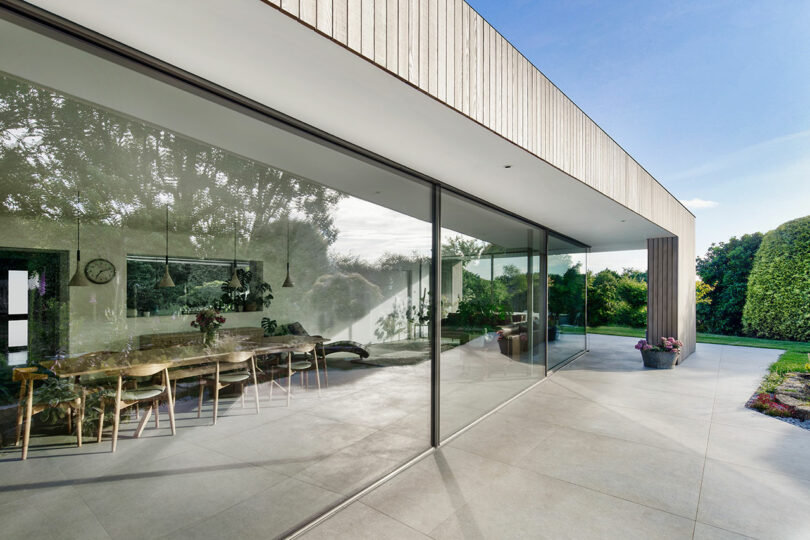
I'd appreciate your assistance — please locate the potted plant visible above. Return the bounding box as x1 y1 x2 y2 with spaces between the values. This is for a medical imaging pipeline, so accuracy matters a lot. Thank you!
191 308 226 347
547 314 560 341
635 337 683 369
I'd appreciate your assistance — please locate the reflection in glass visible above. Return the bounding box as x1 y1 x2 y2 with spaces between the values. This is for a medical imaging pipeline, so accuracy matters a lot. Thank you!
547 235 587 369
0 65 431 537
440 191 546 440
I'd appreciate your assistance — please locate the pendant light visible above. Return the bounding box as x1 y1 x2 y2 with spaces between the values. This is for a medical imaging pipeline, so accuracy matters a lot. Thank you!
157 205 175 288
282 216 294 288
68 190 90 287
228 228 242 289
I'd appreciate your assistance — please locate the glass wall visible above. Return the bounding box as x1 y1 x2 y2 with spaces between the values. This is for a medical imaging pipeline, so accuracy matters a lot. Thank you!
0 13 590 537
440 192 546 439
0 18 432 536
548 235 588 369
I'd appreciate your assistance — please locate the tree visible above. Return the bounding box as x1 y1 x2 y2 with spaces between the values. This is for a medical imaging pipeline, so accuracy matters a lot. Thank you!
587 269 620 327
696 233 763 335
742 216 810 341
695 280 714 332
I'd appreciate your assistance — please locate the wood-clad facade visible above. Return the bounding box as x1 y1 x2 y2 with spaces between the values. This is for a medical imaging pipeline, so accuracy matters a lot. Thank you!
263 0 697 357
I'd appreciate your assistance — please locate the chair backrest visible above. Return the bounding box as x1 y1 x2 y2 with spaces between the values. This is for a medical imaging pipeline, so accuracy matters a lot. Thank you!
12 367 48 383
221 351 254 364
123 362 171 378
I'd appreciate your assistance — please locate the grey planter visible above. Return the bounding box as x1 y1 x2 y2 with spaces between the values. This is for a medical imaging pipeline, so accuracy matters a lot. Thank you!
641 350 679 369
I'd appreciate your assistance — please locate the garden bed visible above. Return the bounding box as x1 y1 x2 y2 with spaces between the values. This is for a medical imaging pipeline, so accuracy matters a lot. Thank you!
747 370 810 430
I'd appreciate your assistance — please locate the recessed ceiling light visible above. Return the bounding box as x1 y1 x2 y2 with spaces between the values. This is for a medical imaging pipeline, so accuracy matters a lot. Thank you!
620 219 627 223
504 165 512 169
374 191 381 194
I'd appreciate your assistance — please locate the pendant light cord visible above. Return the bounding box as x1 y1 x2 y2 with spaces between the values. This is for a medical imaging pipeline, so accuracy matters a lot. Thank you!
76 190 81 262
165 205 169 265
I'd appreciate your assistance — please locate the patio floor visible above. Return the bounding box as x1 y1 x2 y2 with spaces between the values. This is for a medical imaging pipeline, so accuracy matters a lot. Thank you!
301 334 810 540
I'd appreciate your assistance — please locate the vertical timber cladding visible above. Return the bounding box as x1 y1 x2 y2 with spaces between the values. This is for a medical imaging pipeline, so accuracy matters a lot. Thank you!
265 0 693 240
647 237 679 347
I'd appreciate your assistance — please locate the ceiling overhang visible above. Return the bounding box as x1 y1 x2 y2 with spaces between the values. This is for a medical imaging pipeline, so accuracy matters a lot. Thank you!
7 0 672 251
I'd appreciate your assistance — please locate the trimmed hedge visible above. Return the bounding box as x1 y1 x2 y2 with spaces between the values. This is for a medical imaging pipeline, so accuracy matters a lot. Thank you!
742 215 810 341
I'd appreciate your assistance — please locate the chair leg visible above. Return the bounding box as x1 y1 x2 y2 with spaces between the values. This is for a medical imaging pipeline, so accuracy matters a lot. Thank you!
164 369 176 436
97 399 106 443
251 356 260 415
134 405 152 438
213 362 220 425
14 382 25 446
67 405 72 435
240 383 245 408
111 375 122 453
21 380 34 460
286 353 292 408
313 348 322 397
77 392 85 448
197 378 204 419
322 344 328 387
153 400 160 429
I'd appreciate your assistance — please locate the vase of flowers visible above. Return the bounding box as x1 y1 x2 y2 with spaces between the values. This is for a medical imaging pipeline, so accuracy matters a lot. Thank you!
635 337 683 369
191 308 226 347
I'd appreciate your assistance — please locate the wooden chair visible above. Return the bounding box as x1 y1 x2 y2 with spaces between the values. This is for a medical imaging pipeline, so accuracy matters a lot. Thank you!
13 367 84 460
198 351 260 424
282 343 322 407
97 363 176 453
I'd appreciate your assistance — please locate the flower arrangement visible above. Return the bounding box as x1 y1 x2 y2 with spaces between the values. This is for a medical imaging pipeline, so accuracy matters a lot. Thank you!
751 393 794 417
191 308 226 346
634 337 683 353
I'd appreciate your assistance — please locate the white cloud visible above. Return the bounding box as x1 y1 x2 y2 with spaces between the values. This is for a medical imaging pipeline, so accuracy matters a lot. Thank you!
680 198 719 210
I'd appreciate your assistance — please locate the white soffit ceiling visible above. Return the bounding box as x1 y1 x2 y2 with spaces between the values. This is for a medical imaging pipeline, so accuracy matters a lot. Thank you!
17 0 671 252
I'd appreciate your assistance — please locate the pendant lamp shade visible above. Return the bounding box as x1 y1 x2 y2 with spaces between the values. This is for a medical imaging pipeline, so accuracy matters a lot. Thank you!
282 218 294 288
157 205 175 288
69 190 90 287
228 229 242 289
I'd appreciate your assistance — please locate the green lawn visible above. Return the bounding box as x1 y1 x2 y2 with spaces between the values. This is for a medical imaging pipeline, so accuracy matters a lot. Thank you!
586 325 810 374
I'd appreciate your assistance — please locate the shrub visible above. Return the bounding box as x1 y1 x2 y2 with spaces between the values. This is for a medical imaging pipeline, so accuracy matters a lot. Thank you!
742 216 810 341
587 270 620 327
615 300 647 328
697 233 763 335
616 276 647 309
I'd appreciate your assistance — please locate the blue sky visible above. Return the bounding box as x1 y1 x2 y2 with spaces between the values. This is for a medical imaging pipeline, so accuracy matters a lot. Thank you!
467 0 810 271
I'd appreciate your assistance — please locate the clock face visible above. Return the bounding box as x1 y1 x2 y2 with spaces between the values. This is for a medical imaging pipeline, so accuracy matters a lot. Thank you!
84 258 116 284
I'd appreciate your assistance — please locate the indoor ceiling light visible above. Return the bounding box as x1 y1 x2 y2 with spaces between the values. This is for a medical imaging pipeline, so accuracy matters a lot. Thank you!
157 205 175 288
228 228 242 289
282 216 294 288
68 190 90 287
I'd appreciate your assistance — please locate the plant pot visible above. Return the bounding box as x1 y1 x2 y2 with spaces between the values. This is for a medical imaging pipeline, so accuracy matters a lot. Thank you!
245 302 258 312
548 326 560 342
641 350 679 369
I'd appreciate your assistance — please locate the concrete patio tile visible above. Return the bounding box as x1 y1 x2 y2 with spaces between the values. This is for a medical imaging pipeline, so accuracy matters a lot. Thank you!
73 445 287 540
693 522 755 540
706 422 810 481
516 425 704 518
550 377 716 421
298 502 430 540
697 459 810 540
448 411 560 465
360 446 514 534
428 465 695 540
168 477 342 540
0 486 111 540
294 430 427 495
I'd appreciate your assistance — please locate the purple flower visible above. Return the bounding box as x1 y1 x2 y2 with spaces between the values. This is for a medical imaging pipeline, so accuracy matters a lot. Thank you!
38 271 47 296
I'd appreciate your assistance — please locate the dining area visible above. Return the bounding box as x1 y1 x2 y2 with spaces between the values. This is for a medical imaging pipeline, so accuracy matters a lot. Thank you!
8 331 329 460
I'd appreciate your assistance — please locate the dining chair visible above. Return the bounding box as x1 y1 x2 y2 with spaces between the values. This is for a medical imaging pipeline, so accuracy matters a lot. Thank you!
97 362 175 452
198 351 260 424
13 368 84 460
283 342 322 407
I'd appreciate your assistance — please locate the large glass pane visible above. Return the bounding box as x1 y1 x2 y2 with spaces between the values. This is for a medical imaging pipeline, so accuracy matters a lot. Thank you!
440 191 546 439
0 20 431 537
548 234 587 369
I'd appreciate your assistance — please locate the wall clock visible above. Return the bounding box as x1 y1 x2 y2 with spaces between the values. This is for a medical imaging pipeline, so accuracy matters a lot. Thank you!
84 258 116 284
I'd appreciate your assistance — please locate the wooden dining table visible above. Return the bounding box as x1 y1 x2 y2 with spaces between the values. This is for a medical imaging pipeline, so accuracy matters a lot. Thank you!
42 335 330 416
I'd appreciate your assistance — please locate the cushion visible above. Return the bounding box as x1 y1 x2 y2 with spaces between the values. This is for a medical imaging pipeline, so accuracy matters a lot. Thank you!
206 370 251 384
290 361 312 371
285 322 309 336
120 385 165 401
